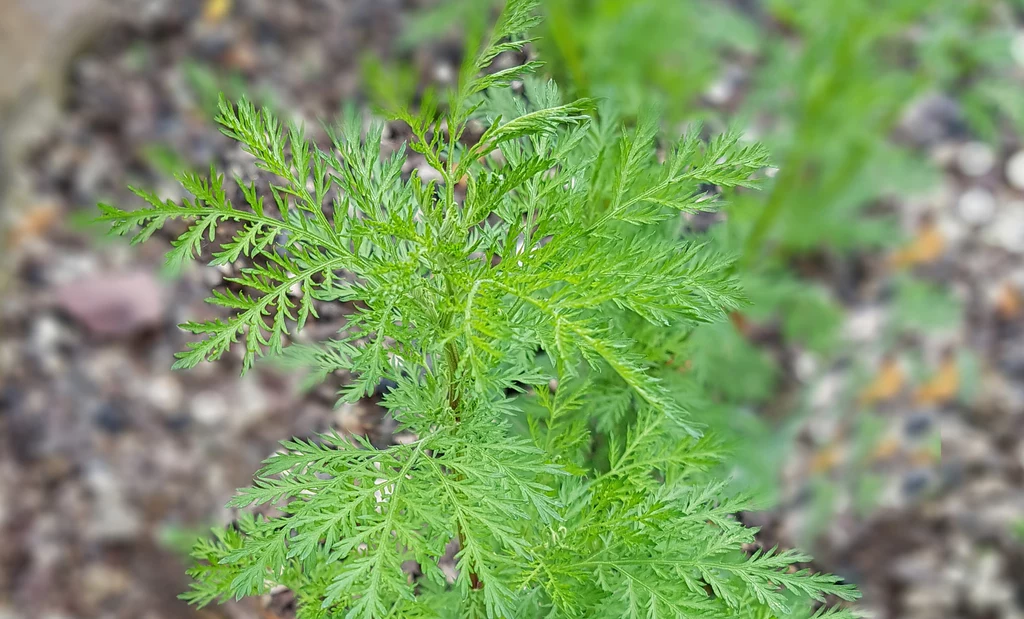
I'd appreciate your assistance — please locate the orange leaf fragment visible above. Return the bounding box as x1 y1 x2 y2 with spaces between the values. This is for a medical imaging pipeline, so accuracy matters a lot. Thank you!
995 282 1021 321
6 202 59 248
202 0 232 24
914 352 959 406
909 447 938 467
871 435 901 462
859 355 906 406
810 444 844 473
889 215 944 268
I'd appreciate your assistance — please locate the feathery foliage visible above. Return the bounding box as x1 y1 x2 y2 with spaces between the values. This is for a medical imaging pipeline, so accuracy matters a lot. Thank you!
99 1 859 617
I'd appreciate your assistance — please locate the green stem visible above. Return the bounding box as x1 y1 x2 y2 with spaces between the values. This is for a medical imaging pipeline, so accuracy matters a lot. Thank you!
739 166 797 268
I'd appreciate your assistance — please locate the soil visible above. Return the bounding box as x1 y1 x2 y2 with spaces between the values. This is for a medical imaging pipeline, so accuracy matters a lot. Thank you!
2 2 1023 619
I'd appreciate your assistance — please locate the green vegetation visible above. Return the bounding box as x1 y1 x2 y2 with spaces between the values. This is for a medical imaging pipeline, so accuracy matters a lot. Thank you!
98 1 861 617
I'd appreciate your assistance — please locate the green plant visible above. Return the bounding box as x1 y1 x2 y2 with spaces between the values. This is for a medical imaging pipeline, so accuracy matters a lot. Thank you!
399 0 754 122
98 2 859 617
535 0 757 119
917 0 1023 142
736 0 940 259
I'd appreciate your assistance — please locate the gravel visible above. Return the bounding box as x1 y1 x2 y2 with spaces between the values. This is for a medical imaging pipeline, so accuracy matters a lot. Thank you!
2 2 1023 619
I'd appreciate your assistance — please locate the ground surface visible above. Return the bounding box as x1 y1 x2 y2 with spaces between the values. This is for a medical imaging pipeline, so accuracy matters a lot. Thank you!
2 2 1024 619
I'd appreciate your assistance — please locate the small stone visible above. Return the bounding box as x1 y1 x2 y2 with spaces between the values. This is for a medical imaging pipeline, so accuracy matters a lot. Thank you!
957 141 995 177
901 93 964 145
33 314 67 353
6 402 44 463
967 552 1013 611
705 78 733 106
373 378 398 399
85 466 142 542
336 401 365 434
892 548 942 583
904 412 933 437
54 271 165 337
809 372 843 412
264 585 298 619
232 375 273 430
32 314 72 373
977 497 1024 534
93 401 130 434
418 163 443 184
144 375 183 414
191 391 228 426
957 187 996 225
433 62 454 84
986 202 1024 252
938 418 996 467
0 385 22 414
39 456 73 484
202 264 225 288
901 470 932 499
48 251 100 286
80 563 131 607
793 351 818 382
393 432 418 445
945 563 969 587
999 340 1024 379
704 65 744 106
937 213 967 246
844 306 885 343
1006 150 1024 190
931 141 960 168
903 583 956 613
163 412 191 432
74 141 118 198
1013 31 1024 68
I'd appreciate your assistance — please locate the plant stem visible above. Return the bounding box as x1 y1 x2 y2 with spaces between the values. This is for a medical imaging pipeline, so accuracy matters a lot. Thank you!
442 282 482 589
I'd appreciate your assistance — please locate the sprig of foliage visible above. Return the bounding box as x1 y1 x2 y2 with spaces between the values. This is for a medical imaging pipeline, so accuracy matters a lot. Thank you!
99 1 858 617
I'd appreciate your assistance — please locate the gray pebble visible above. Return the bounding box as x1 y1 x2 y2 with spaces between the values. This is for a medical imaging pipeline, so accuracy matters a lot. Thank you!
958 187 996 226
1006 150 1024 191
958 142 996 177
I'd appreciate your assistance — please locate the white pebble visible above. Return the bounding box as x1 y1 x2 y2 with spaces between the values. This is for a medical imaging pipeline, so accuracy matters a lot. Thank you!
938 213 967 245
433 62 454 84
793 351 818 382
987 202 1024 253
233 375 272 429
145 375 183 413
844 306 885 343
190 391 228 425
418 163 443 184
33 315 65 353
1013 31 1024 68
957 141 995 177
705 78 733 105
957 187 996 225
705 66 743 106
809 372 843 412
1006 150 1024 190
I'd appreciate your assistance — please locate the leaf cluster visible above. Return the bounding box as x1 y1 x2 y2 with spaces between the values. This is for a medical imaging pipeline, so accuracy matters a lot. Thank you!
99 1 858 617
